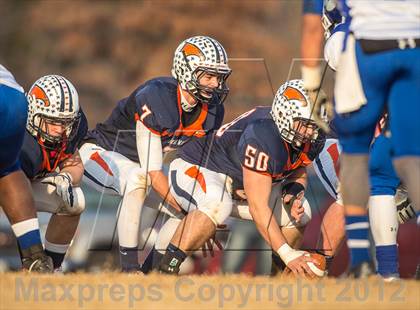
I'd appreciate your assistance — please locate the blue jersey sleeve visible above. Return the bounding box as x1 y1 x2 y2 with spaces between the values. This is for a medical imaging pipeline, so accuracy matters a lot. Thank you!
238 120 288 177
303 0 323 15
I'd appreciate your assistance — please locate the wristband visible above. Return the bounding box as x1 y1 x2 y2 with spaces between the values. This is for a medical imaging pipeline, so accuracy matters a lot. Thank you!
301 65 322 90
277 243 303 265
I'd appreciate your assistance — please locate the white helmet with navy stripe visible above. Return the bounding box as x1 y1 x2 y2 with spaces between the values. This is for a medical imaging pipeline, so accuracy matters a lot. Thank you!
26 75 80 146
270 79 320 150
171 36 232 107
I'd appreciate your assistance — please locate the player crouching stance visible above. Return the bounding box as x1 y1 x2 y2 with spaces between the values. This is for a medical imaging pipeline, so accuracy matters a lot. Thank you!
79 36 231 272
156 80 324 277
20 75 87 271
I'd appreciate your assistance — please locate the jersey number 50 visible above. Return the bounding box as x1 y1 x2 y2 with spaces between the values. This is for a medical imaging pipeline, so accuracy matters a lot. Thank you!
244 145 269 172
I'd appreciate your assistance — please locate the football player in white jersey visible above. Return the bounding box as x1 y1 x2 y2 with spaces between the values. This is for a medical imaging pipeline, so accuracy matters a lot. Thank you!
301 1 415 279
333 0 420 279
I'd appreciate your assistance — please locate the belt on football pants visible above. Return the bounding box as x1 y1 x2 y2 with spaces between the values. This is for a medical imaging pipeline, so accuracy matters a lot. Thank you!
359 38 420 54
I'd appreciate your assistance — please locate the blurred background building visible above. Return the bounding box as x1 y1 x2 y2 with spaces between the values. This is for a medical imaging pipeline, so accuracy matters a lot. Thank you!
0 0 335 124
0 0 418 276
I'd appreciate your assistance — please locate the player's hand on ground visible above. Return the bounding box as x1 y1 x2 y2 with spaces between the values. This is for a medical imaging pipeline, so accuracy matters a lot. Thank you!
202 238 224 257
42 172 74 208
201 225 225 257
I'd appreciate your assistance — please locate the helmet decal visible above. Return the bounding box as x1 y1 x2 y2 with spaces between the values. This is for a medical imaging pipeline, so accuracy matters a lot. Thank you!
283 86 308 106
182 42 205 61
171 35 232 109
29 85 50 107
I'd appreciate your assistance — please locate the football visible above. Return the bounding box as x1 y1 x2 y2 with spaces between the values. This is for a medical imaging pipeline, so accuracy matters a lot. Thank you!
305 252 327 277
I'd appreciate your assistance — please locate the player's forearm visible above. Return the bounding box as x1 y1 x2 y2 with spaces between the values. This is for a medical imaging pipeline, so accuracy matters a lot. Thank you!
60 150 84 185
301 14 324 89
243 167 287 250
249 202 287 251
301 15 324 67
148 170 181 212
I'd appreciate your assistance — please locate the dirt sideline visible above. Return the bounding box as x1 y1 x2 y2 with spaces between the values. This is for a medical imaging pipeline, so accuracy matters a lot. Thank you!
1 272 419 310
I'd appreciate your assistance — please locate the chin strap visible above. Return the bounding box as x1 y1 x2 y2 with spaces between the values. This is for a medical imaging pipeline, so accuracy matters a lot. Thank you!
39 138 70 173
179 86 198 112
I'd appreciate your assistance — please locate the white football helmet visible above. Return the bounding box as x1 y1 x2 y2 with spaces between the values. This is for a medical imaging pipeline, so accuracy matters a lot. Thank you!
171 36 232 107
26 75 80 147
270 79 320 150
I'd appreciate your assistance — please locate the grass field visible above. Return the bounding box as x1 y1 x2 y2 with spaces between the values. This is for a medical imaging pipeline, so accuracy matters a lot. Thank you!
1 272 419 310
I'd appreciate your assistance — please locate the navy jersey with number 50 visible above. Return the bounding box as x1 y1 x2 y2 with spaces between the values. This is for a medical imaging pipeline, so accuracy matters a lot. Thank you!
87 77 224 162
179 106 313 184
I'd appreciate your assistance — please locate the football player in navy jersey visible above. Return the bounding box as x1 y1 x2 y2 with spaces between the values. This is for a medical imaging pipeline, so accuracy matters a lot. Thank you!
155 79 325 277
19 75 88 271
79 36 231 272
0 65 53 272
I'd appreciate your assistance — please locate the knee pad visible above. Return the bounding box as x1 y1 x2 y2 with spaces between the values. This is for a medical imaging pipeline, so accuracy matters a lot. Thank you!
200 200 232 226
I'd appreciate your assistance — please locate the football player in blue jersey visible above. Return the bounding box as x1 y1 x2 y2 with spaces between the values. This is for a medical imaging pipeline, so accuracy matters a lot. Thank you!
19 75 88 271
333 0 420 279
305 1 419 279
0 65 53 272
79 36 231 272
155 79 325 277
